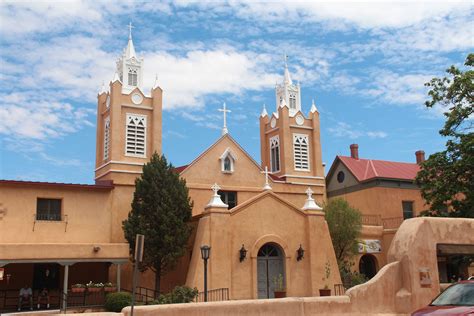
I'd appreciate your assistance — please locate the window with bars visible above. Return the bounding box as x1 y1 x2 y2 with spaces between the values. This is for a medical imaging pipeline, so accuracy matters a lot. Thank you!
293 134 310 170
270 136 280 172
104 117 110 161
36 198 62 221
125 114 146 157
128 68 138 86
289 93 296 109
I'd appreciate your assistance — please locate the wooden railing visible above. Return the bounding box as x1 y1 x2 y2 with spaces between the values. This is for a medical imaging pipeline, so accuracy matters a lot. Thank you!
333 284 346 296
361 215 382 226
195 288 229 302
382 217 404 229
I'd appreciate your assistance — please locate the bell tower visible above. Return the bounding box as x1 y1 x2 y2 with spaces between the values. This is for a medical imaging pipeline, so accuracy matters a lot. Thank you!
260 61 324 186
95 26 163 185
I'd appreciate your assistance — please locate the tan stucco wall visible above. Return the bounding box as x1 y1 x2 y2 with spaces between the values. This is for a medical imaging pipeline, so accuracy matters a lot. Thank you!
185 191 341 300
0 185 113 244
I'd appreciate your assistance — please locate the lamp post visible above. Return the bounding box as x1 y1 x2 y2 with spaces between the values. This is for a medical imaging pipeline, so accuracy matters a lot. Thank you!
200 245 211 302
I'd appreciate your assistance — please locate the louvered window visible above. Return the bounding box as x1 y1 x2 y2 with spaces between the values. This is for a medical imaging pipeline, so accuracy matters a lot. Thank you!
293 134 309 170
289 93 296 109
125 114 146 157
104 117 110 160
128 68 138 86
270 136 280 172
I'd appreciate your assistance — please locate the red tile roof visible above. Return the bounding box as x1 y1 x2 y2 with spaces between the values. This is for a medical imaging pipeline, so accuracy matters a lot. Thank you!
173 165 189 173
338 156 420 182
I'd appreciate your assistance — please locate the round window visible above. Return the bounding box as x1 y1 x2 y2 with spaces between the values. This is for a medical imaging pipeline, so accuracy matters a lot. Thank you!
337 171 345 183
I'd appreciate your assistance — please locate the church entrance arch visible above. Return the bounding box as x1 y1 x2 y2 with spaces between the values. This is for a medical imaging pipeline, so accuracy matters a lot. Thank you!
359 254 378 279
257 243 285 298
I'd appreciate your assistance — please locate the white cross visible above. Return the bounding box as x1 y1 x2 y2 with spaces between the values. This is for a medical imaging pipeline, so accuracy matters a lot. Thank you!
218 102 231 135
128 22 134 39
211 183 221 195
261 166 272 190
306 187 313 199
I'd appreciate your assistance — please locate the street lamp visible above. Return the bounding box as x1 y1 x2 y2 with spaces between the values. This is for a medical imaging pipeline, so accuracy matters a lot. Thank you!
239 244 247 262
200 245 211 302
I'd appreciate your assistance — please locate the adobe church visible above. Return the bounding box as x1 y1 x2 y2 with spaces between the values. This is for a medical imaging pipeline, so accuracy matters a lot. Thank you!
0 32 340 302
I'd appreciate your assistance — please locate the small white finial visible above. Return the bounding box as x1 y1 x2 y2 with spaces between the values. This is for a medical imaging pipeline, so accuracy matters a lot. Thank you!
218 102 231 135
206 183 228 208
302 187 323 211
310 98 318 113
261 166 272 191
153 74 159 89
99 81 107 95
112 72 121 83
261 104 268 117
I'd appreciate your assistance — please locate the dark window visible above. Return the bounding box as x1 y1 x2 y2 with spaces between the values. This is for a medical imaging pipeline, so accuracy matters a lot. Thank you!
224 157 231 171
218 191 237 209
36 198 62 221
402 201 414 219
337 171 345 183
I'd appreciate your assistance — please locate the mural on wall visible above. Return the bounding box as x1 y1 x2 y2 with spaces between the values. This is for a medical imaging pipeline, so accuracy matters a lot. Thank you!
358 240 382 253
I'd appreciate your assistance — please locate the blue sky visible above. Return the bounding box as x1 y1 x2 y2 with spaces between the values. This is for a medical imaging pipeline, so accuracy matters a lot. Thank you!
0 1 473 184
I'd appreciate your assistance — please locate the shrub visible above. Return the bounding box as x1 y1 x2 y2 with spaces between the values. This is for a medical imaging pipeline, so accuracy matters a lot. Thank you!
105 292 132 312
148 286 198 305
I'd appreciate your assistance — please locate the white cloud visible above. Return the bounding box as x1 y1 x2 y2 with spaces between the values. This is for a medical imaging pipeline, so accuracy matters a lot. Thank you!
143 49 279 109
328 122 387 139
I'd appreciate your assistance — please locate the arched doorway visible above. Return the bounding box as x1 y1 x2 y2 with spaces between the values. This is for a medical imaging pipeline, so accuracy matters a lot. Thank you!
257 243 285 298
359 254 378 279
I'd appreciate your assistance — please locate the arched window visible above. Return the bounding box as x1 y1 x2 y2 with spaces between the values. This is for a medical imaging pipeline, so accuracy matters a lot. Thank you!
270 136 280 172
128 68 138 86
359 254 378 279
289 93 296 109
220 148 236 173
293 134 309 170
104 117 110 160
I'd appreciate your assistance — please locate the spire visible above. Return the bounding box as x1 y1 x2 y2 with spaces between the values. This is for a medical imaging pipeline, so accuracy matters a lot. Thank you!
302 187 323 211
218 102 231 136
310 99 318 113
112 71 121 83
99 81 107 95
125 22 137 59
261 104 268 117
153 74 159 90
284 54 292 85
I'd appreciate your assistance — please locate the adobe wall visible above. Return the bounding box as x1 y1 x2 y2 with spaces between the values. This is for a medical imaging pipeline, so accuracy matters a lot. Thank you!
123 217 474 316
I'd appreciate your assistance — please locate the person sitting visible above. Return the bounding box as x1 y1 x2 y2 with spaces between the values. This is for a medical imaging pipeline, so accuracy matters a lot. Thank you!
37 287 50 309
18 285 33 311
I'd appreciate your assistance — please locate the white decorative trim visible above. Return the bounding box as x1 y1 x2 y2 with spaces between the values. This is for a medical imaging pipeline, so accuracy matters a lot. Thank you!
265 127 279 134
287 182 325 187
290 125 313 130
125 113 147 158
219 147 237 173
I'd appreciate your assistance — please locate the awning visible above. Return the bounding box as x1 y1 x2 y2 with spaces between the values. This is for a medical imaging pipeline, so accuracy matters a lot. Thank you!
437 244 474 256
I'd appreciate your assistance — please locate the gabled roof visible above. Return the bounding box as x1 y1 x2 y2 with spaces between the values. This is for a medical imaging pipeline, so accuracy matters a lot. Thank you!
332 156 420 183
0 179 114 190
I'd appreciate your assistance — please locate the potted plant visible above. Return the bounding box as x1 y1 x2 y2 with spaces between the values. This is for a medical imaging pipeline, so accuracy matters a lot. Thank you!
86 281 104 292
104 282 117 292
273 273 286 298
319 261 332 296
71 283 86 293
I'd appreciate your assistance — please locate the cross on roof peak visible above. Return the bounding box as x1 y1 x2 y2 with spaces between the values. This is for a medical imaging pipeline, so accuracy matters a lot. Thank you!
128 22 134 40
218 102 231 135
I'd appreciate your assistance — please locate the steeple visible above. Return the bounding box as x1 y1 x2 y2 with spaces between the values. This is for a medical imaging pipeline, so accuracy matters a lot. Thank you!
125 22 137 59
116 22 143 93
275 55 301 116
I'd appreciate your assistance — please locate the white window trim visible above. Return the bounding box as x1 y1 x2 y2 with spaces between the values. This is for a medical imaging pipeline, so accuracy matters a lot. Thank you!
219 147 237 174
104 116 110 161
293 133 310 171
125 113 147 158
269 135 280 173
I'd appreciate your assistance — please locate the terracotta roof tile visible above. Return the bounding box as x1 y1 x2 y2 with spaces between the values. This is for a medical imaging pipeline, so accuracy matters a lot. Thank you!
338 156 420 182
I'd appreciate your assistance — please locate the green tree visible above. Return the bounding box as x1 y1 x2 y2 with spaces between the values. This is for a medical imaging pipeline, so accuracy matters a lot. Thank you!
416 53 474 218
122 153 193 296
324 198 364 288
324 198 362 263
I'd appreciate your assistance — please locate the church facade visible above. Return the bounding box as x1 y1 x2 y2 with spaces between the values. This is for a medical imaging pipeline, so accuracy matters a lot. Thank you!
0 33 342 303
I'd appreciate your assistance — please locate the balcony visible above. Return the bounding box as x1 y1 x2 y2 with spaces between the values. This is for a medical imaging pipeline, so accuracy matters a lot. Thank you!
361 215 382 226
